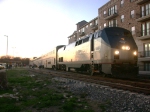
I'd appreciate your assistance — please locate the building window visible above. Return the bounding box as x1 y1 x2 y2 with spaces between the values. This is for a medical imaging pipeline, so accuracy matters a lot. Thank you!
79 30 80 32
100 26 101 29
108 5 117 16
141 6 145 17
142 22 150 36
144 43 150 57
146 22 150 35
104 11 106 15
142 23 145 36
104 23 106 28
141 3 150 17
131 10 134 18
121 15 124 22
108 19 117 27
146 3 150 16
90 23 92 26
120 0 124 7
131 26 135 35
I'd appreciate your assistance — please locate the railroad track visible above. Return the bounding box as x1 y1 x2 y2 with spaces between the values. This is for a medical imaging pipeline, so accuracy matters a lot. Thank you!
28 68 150 95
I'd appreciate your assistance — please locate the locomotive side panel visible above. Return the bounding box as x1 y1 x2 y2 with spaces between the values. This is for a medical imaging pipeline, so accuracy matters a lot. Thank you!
39 45 65 69
74 41 91 62
58 36 92 69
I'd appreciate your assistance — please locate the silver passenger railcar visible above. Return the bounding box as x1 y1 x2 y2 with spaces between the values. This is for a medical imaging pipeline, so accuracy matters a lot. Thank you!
57 27 138 77
38 45 65 69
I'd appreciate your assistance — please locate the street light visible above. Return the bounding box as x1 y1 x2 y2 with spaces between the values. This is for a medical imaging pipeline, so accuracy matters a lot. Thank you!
4 35 8 57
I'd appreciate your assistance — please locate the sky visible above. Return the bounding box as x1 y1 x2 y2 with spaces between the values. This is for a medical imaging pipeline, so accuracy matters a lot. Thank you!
0 0 109 58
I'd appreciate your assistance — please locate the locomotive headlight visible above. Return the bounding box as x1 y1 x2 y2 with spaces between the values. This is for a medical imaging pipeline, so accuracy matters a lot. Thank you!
133 51 137 55
126 46 130 50
115 50 119 55
122 46 125 50
122 46 130 50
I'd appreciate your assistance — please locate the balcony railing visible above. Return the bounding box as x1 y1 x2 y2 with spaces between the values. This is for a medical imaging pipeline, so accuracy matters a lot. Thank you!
104 10 118 20
135 0 149 5
136 11 150 22
138 51 150 58
108 24 118 27
136 29 150 40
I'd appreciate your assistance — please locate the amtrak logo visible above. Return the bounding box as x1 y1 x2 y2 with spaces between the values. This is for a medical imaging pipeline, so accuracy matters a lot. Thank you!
119 38 126 43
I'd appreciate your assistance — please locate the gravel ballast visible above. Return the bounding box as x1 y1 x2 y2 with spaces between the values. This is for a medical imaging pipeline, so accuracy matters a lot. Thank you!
52 77 150 112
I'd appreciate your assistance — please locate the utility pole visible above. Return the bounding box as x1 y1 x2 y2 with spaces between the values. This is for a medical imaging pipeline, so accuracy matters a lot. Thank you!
4 35 8 57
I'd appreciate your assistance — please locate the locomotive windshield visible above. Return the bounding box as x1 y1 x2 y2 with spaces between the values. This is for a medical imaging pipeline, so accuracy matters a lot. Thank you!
104 27 137 49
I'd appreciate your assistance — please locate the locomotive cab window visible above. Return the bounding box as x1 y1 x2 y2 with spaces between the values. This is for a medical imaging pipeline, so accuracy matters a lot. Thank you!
98 30 102 37
105 28 136 48
94 32 98 38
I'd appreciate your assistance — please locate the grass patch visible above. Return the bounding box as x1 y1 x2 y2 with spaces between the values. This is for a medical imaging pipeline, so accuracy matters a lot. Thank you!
0 97 21 112
0 68 95 112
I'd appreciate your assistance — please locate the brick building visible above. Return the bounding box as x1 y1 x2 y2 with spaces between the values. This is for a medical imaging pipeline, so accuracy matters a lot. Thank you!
68 18 98 44
68 0 150 71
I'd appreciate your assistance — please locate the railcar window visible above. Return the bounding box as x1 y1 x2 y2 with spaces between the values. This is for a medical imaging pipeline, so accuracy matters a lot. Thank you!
78 40 83 45
83 37 89 43
59 57 63 62
61 57 63 62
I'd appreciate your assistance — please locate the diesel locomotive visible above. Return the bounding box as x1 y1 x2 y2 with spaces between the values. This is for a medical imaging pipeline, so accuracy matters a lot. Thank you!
30 27 139 78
